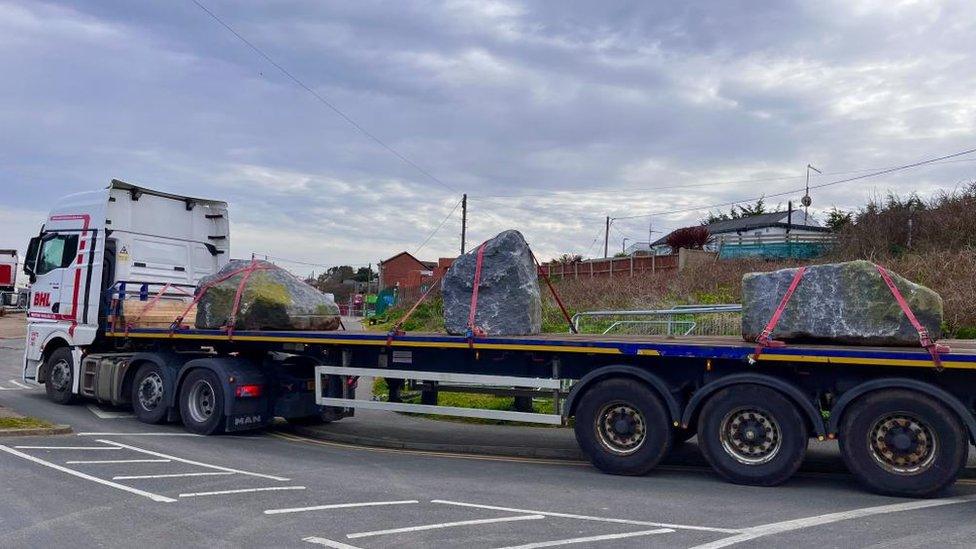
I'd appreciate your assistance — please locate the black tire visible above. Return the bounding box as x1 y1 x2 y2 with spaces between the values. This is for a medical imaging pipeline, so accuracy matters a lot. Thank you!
573 378 673 476
178 369 225 435
44 347 76 405
697 385 808 487
838 389 968 497
130 363 170 424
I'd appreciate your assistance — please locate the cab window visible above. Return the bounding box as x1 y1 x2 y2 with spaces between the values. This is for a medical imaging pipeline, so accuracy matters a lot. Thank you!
36 234 79 276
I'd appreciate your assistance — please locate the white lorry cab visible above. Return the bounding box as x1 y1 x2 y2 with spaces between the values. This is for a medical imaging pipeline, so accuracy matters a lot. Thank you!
23 180 229 401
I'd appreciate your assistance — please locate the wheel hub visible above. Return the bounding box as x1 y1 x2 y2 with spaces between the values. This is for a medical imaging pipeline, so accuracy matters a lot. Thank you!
187 380 217 424
869 414 936 475
137 373 164 411
49 360 70 391
596 403 647 455
720 408 782 465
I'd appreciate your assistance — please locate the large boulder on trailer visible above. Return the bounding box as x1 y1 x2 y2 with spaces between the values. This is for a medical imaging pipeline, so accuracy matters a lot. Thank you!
195 260 341 331
442 230 543 336
741 260 943 346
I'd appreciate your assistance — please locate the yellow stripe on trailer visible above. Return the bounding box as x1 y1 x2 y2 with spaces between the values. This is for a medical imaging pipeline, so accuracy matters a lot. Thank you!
757 353 976 370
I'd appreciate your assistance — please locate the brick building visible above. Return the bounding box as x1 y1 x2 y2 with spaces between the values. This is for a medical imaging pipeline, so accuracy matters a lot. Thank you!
377 252 456 294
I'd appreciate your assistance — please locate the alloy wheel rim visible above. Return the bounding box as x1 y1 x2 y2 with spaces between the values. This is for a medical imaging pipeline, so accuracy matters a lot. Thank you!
719 407 782 465
137 373 164 411
867 413 937 475
187 380 216 423
595 402 647 455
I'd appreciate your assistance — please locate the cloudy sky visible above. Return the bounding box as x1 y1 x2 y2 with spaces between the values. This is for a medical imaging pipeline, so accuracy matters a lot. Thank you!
2 0 975 273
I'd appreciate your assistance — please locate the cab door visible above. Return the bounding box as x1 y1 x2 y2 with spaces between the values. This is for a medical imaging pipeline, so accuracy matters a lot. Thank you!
28 233 79 321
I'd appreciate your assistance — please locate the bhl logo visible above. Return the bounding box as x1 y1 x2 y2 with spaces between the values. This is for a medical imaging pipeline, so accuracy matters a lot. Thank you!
33 292 51 307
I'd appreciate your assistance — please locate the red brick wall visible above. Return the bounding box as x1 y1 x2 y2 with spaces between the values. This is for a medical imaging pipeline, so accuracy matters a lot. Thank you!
380 254 431 290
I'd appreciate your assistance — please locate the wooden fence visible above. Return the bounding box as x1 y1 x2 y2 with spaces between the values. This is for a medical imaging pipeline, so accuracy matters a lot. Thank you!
542 254 678 279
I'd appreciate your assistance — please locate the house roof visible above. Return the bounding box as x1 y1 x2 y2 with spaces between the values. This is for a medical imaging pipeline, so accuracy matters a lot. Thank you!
651 211 828 246
379 251 430 268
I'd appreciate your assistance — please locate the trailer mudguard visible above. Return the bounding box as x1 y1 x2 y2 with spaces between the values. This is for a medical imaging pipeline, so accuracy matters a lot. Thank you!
681 373 827 438
827 378 976 444
563 365 681 425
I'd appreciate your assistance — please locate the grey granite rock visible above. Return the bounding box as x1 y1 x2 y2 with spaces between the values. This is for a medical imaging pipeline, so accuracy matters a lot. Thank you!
442 230 542 336
742 260 942 346
195 260 341 331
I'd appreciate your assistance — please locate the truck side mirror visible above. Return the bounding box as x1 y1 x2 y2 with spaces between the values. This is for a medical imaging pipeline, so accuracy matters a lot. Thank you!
24 236 40 284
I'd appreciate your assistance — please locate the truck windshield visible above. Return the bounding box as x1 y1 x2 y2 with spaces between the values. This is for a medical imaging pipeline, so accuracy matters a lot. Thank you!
36 234 78 276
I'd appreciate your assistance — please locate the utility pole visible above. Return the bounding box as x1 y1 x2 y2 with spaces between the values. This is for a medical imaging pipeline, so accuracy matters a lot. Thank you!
803 164 820 223
604 215 610 258
460 193 467 255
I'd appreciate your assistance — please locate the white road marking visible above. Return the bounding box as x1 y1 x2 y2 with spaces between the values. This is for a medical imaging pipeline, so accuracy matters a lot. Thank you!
113 471 236 480
494 528 675 549
265 500 420 515
86 405 135 419
0 386 11 390
8 380 31 389
431 500 741 534
303 537 362 549
66 459 172 464
347 514 545 539
77 432 201 436
690 494 976 549
180 486 307 498
0 443 176 503
14 445 122 450
97 439 290 481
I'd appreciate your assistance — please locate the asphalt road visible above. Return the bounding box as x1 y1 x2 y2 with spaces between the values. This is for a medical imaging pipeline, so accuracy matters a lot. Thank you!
2 334 976 548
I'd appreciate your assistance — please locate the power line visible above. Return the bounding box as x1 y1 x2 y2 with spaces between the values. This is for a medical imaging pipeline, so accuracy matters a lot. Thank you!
469 158 976 201
249 253 372 269
188 0 458 195
611 147 976 221
414 197 464 255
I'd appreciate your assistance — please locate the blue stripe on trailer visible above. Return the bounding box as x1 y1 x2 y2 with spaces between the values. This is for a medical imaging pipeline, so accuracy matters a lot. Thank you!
104 328 976 369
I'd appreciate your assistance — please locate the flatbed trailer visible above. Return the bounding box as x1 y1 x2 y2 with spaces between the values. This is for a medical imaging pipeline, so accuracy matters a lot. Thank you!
19 181 976 497
98 326 976 497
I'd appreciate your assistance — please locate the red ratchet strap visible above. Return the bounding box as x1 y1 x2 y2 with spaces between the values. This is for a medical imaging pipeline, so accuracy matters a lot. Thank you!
531 251 577 334
386 272 444 346
876 265 950 370
466 243 488 346
753 266 807 362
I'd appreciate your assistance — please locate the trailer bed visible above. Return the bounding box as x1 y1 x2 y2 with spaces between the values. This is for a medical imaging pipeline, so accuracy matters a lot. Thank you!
105 328 976 371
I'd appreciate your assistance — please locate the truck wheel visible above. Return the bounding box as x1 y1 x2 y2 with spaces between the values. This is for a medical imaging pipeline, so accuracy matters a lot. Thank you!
44 347 76 405
179 369 225 435
838 389 967 497
697 385 808 486
573 378 673 476
131 363 169 424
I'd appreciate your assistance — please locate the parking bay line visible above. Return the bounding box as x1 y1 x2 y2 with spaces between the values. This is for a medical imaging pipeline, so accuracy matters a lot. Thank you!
494 528 675 549
14 445 122 450
67 459 172 464
114 471 235 480
0 443 176 503
8 380 32 389
265 500 420 515
690 493 976 549
347 514 546 539
303 537 362 549
77 432 202 437
86 405 135 419
431 500 741 534
96 439 290 481
180 486 307 498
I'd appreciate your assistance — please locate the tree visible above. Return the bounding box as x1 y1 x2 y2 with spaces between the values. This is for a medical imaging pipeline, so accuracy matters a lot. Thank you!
702 197 770 224
354 266 375 283
825 208 853 232
665 226 710 252
552 253 583 264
